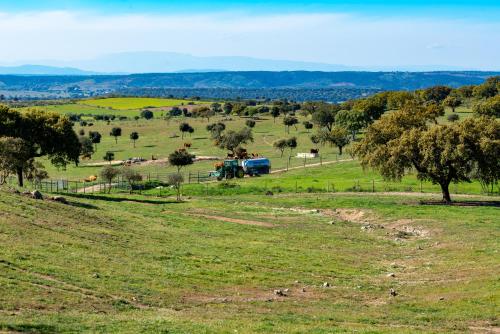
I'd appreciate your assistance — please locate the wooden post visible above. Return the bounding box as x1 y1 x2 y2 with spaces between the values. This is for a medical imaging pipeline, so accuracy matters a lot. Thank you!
320 155 322 166
420 180 423 193
303 156 306 167
295 180 298 193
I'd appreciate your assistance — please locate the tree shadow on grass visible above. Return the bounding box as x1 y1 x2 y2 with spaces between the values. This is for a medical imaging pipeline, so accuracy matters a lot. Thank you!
67 201 99 210
1 323 59 334
62 193 181 205
420 200 500 207
143 145 156 148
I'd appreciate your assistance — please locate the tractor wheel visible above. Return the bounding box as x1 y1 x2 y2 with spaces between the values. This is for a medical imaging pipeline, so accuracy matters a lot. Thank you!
236 168 245 178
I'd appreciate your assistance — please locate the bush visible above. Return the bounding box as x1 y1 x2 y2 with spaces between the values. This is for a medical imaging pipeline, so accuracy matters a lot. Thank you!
143 180 167 190
218 182 240 189
140 110 154 120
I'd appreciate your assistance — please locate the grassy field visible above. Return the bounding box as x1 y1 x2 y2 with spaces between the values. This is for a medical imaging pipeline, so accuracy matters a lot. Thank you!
79 97 208 110
0 189 498 333
2 98 498 333
35 111 348 181
22 99 491 198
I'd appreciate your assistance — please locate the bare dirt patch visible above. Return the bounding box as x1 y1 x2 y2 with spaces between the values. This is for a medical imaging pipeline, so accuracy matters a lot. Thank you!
469 322 500 334
183 286 321 305
163 209 275 227
322 208 372 224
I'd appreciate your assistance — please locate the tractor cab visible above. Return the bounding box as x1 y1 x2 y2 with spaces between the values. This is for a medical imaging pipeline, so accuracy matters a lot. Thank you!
209 159 245 180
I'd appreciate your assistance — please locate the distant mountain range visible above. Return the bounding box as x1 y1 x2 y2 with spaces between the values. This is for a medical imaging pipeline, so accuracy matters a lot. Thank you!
0 65 100 76
0 71 498 101
0 52 481 75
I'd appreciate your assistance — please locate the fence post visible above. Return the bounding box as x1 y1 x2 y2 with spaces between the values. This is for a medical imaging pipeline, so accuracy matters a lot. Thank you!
303 156 306 167
372 179 375 193
320 155 322 166
420 180 423 193
188 172 191 184
197 171 200 184
295 180 298 193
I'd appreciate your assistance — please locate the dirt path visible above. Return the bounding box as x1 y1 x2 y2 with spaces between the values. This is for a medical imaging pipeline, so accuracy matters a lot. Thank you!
271 158 353 174
77 183 117 193
163 210 274 227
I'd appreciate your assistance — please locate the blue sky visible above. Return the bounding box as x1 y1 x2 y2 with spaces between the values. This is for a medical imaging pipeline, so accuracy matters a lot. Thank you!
0 1 499 70
2 0 500 21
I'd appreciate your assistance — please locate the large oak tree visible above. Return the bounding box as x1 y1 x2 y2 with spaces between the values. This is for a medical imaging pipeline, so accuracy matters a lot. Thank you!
0 106 80 186
353 104 499 202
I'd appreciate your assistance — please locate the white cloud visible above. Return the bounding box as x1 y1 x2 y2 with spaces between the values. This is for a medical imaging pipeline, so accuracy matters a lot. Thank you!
0 10 498 69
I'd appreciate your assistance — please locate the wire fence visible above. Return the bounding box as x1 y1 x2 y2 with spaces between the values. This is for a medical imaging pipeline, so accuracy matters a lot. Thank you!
5 173 497 199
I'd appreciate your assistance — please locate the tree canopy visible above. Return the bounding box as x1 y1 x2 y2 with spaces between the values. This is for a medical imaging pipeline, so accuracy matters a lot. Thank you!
168 150 194 172
0 107 80 186
110 127 122 143
216 127 253 155
353 105 500 202
130 131 139 147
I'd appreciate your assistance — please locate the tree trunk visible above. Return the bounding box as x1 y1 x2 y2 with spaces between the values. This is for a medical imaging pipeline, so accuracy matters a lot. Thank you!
338 146 343 155
133 140 136 148
440 182 452 203
115 137 117 144
17 167 24 187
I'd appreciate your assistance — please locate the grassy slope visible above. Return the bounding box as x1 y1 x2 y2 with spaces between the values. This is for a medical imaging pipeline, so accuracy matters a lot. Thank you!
0 189 498 333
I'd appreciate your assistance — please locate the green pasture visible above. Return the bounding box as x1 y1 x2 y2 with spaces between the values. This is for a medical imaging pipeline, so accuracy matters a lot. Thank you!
37 112 348 181
25 99 493 199
0 189 498 333
79 97 209 110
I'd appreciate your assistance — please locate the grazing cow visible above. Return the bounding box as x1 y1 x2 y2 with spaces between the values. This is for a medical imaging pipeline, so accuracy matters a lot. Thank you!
84 175 98 182
310 148 319 154
183 142 192 148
